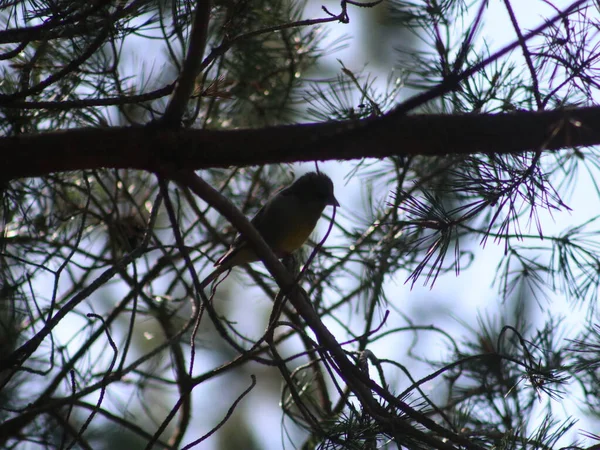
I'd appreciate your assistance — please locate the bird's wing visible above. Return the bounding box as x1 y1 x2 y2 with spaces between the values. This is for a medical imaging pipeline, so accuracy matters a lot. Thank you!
227 187 290 247
215 197 273 267
215 185 294 267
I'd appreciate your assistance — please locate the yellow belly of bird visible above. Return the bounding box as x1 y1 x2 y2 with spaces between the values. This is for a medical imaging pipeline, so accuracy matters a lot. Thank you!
277 222 317 254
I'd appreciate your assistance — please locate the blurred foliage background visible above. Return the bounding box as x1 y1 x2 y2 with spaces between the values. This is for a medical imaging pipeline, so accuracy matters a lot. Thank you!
2 0 600 449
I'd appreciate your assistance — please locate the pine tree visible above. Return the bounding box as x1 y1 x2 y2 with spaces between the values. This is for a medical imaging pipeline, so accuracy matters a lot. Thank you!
1 0 600 448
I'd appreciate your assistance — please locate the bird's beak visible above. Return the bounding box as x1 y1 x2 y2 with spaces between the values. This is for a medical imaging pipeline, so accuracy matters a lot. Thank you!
328 195 340 207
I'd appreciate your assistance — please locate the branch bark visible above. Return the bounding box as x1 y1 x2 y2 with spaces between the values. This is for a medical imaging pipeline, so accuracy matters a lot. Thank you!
2 105 599 182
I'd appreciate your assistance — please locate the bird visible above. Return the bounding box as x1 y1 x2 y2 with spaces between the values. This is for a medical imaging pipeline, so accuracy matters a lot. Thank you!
200 172 339 288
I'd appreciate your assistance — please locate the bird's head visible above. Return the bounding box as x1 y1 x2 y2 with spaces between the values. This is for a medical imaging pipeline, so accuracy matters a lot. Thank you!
287 172 340 207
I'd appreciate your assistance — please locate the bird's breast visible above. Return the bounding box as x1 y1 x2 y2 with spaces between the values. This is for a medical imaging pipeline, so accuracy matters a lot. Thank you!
274 205 324 254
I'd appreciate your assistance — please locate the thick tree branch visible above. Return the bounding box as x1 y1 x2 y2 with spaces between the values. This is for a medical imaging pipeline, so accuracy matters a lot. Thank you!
2 106 599 182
